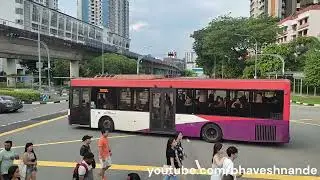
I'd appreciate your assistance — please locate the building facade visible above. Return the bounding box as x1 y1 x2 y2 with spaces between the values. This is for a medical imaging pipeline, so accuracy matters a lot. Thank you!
0 0 129 49
250 0 320 19
277 4 320 43
184 52 198 70
77 0 130 48
250 0 287 18
32 0 58 9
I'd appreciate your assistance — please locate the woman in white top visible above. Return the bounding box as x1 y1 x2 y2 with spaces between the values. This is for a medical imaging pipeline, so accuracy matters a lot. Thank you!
211 143 226 180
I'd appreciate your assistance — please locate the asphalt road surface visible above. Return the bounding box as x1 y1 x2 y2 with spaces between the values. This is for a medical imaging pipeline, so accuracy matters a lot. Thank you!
0 104 319 180
0 102 68 127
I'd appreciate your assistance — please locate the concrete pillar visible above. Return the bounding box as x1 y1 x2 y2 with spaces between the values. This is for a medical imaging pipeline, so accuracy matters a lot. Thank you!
0 58 17 87
70 60 79 78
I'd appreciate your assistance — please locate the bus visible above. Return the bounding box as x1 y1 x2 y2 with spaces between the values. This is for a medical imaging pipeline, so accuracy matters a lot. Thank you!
68 75 290 143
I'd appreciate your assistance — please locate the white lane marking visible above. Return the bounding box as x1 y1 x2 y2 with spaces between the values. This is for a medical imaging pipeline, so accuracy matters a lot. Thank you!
291 120 320 127
195 160 202 169
298 119 313 121
0 110 67 127
291 104 320 108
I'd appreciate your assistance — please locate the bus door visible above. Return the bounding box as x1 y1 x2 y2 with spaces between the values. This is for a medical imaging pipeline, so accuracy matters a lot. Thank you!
69 88 91 126
149 88 176 132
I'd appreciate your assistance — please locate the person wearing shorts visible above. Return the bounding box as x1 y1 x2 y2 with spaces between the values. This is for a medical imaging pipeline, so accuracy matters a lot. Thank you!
98 129 112 180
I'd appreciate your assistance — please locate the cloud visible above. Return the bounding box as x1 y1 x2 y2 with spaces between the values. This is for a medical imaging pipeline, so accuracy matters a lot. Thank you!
58 0 250 59
130 22 149 32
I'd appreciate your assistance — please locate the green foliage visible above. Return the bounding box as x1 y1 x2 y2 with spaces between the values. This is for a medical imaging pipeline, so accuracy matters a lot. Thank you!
52 59 70 85
191 15 280 77
181 69 196 77
80 53 136 77
304 50 320 87
0 89 40 102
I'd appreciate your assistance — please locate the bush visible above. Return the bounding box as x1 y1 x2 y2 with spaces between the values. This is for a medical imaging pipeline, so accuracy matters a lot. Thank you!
0 89 40 102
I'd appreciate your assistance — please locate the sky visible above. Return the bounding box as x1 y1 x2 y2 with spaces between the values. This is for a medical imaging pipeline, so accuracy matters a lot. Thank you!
59 0 250 59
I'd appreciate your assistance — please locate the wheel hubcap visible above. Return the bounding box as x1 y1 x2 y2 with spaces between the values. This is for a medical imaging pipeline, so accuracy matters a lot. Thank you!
206 128 217 140
103 120 111 129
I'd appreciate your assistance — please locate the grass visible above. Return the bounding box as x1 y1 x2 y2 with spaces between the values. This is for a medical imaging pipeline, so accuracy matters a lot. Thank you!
291 95 320 105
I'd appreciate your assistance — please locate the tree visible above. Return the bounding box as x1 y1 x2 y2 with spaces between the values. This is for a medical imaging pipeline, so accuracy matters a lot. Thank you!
52 59 69 85
80 53 137 77
191 15 281 78
181 69 196 77
304 49 320 87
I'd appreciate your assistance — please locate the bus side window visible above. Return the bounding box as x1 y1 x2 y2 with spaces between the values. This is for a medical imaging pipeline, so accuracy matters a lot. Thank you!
72 89 80 108
176 89 194 114
119 88 132 110
133 88 149 112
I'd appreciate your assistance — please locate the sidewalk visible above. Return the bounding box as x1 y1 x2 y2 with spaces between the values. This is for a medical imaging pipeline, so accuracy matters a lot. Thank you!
291 95 320 107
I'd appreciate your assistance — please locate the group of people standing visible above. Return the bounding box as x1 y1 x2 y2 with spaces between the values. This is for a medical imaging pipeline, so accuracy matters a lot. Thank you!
165 133 241 180
211 143 242 180
76 129 112 180
0 141 37 180
76 128 141 180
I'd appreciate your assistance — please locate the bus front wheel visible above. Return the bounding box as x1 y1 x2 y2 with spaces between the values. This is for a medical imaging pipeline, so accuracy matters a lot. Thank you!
98 116 114 132
201 123 222 143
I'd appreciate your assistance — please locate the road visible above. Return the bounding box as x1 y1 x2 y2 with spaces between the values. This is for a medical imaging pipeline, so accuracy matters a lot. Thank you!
0 104 319 180
0 102 68 127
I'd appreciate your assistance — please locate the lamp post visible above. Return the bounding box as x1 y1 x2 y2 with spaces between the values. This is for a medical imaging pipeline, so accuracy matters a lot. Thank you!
235 33 258 79
101 42 104 74
257 53 285 77
19 37 51 89
38 8 43 89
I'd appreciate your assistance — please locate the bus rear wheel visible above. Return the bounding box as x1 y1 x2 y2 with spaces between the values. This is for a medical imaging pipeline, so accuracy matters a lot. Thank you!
201 123 222 143
98 116 114 132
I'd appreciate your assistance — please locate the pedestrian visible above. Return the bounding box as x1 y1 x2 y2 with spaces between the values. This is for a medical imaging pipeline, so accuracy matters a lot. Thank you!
7 165 20 180
211 143 225 180
164 137 179 180
221 174 234 180
174 132 185 180
221 146 242 180
0 141 19 180
127 173 140 180
98 129 112 180
80 135 95 179
22 143 37 180
76 152 95 180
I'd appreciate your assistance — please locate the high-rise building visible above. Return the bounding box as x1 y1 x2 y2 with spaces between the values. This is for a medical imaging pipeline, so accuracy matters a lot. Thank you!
250 0 268 18
32 0 58 9
250 0 287 18
250 0 320 19
185 52 198 70
77 0 129 40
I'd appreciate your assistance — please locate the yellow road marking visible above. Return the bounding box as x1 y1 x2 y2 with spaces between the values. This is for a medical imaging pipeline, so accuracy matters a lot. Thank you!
9 135 136 149
0 115 67 137
11 160 319 180
291 120 320 127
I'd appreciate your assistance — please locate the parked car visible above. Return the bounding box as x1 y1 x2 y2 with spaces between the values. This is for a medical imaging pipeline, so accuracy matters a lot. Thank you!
0 96 23 113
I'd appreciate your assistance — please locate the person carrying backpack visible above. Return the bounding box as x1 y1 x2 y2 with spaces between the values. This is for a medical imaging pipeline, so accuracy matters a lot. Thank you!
80 135 95 179
73 152 94 180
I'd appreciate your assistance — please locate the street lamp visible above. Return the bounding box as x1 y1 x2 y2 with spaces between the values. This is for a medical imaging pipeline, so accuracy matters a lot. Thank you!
19 37 51 89
257 53 285 77
235 33 258 79
101 42 104 74
37 8 43 89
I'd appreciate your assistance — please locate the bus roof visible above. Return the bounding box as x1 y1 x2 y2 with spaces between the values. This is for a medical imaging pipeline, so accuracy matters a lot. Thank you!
70 75 291 90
